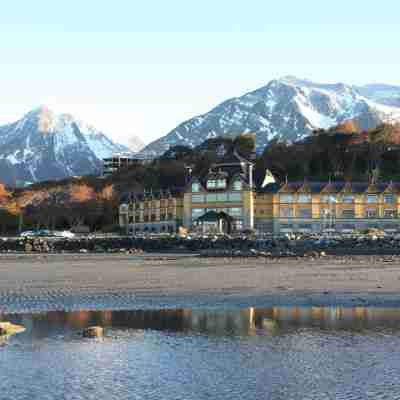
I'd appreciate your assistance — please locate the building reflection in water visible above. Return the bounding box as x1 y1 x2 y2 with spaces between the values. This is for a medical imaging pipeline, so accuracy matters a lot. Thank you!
5 306 400 338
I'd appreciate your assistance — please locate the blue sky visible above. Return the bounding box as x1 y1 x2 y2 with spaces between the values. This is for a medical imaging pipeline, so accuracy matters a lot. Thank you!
1 0 399 146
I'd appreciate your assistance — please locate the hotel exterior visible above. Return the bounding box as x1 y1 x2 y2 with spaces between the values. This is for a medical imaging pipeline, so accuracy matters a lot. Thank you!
119 189 184 234
119 153 400 235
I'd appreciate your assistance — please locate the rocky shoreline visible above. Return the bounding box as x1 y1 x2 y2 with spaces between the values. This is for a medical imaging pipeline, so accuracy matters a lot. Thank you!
1 235 400 257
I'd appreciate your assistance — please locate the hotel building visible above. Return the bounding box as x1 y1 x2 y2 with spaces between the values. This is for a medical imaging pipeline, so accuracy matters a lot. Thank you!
119 154 400 235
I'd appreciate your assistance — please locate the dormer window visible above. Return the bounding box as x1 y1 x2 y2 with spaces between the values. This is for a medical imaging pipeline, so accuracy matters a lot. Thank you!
232 180 242 191
207 179 217 189
217 179 226 189
192 182 200 193
120 204 128 212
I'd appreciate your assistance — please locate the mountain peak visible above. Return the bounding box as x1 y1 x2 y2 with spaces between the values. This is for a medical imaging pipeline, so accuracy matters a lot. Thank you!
0 107 130 186
144 77 400 155
279 75 311 85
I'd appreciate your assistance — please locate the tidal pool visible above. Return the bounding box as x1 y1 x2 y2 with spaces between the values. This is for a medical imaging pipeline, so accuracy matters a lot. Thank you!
2 307 400 399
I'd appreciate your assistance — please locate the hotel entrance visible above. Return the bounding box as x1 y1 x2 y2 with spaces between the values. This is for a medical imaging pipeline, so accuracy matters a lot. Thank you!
193 211 234 234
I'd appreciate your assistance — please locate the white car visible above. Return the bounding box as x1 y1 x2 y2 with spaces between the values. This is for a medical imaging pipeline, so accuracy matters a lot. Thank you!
60 230 75 239
53 230 76 239
20 231 36 237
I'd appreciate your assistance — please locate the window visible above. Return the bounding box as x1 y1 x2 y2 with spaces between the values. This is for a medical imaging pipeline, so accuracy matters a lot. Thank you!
128 216 134 224
216 193 228 202
206 193 217 202
366 209 378 218
280 207 294 218
298 208 312 218
367 195 378 204
342 209 355 218
384 195 396 204
342 195 354 204
191 182 200 192
232 180 242 191
321 195 336 203
298 194 311 203
232 220 243 231
228 208 242 217
192 194 204 203
207 180 217 189
280 194 293 203
228 192 242 202
384 209 397 218
216 179 227 189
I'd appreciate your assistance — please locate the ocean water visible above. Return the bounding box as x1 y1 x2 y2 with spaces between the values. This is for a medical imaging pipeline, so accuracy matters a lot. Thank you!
1 307 400 400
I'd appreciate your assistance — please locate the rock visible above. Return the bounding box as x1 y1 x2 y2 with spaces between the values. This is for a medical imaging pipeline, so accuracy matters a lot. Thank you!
83 326 104 338
24 243 33 252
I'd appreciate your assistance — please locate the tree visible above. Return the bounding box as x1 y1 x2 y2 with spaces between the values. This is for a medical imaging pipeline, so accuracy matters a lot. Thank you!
233 134 256 157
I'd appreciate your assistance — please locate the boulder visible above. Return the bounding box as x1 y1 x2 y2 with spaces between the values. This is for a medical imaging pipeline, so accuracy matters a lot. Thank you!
24 242 33 252
0 322 26 336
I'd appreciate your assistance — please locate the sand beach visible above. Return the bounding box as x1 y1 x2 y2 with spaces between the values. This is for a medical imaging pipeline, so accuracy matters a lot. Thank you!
1 253 400 313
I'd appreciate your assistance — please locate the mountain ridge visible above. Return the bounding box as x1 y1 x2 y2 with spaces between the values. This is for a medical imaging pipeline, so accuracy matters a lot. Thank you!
0 107 130 186
143 77 400 155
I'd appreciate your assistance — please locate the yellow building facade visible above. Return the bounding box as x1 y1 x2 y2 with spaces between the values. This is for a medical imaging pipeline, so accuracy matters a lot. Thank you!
254 181 400 234
119 156 400 235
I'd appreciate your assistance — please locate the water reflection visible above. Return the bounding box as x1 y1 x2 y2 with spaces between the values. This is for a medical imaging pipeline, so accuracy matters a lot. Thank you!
4 306 400 338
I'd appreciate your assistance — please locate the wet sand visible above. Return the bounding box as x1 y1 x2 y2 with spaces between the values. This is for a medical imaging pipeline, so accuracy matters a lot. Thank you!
1 254 400 312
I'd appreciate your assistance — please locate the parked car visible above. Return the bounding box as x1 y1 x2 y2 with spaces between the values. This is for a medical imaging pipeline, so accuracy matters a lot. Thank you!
37 230 53 237
20 231 36 237
58 230 75 239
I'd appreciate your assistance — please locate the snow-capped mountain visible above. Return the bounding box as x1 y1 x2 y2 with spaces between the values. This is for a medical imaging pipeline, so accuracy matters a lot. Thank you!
143 76 400 155
0 106 129 186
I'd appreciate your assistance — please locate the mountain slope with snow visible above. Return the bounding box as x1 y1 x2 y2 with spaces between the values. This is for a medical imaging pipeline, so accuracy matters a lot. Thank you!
143 77 400 155
0 107 130 186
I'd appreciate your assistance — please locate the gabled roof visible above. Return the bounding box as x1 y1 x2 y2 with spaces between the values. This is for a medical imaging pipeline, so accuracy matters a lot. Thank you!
297 180 312 193
365 183 379 193
278 182 301 193
257 180 400 195
120 187 184 204
383 182 398 193
195 210 234 222
321 181 337 194
340 181 353 193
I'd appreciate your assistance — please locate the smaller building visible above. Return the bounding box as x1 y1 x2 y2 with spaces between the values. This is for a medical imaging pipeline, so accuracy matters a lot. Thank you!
119 189 184 234
103 152 153 177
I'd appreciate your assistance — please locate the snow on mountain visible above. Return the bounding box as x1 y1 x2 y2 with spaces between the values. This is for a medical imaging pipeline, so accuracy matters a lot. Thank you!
0 106 130 186
143 77 400 155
